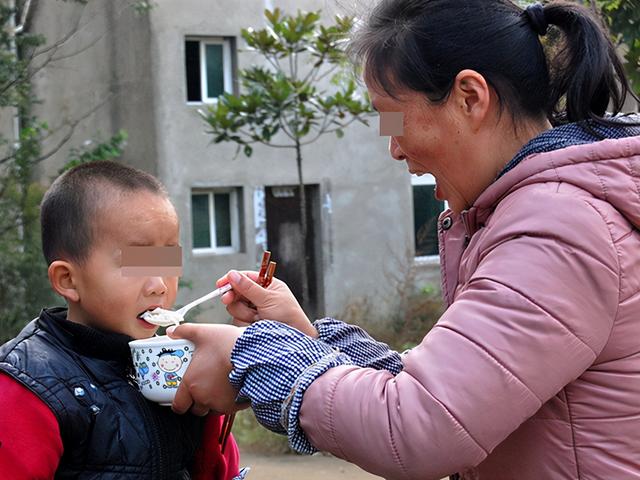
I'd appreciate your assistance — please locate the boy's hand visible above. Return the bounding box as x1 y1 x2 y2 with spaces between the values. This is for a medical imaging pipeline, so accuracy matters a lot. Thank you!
218 270 317 338
167 323 249 416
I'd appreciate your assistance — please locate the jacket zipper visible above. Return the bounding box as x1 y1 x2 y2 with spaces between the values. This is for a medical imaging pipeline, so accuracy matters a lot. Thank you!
130 379 165 479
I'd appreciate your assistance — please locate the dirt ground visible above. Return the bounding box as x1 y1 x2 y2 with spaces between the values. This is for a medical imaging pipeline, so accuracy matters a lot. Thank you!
239 451 384 479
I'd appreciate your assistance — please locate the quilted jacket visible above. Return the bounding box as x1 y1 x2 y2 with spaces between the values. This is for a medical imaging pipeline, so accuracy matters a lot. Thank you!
299 135 640 479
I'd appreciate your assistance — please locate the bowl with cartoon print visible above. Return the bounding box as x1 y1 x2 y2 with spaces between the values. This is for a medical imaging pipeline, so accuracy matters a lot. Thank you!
128 335 195 405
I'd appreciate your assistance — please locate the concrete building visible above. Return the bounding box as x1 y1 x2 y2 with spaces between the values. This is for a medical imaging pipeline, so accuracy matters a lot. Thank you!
16 0 444 325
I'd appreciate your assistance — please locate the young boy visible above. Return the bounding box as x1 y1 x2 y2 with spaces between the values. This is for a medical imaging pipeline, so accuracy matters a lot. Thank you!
0 161 242 479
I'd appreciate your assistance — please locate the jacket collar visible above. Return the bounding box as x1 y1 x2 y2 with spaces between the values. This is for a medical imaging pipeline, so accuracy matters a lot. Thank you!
37 307 134 367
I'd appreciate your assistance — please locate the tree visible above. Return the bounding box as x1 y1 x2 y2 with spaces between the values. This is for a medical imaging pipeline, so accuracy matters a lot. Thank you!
200 9 373 312
595 0 640 99
0 1 137 342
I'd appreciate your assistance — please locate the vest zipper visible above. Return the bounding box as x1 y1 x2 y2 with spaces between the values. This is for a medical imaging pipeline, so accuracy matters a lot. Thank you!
133 384 165 478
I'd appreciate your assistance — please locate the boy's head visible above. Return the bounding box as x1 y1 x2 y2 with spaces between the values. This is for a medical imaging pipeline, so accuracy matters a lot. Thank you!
41 161 180 339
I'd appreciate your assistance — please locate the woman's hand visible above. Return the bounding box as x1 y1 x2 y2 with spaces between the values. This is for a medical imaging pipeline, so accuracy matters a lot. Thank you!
217 270 318 338
167 323 249 416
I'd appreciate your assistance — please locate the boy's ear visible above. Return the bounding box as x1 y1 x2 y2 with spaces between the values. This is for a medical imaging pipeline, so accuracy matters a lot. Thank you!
48 261 80 303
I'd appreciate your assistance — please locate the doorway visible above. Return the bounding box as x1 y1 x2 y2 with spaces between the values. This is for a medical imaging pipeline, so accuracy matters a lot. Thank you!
265 184 323 318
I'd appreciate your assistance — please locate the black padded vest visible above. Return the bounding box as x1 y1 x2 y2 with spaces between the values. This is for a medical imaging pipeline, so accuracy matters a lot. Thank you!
0 307 206 479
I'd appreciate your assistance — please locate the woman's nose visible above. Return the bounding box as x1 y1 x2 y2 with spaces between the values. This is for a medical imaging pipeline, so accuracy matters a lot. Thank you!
389 137 406 161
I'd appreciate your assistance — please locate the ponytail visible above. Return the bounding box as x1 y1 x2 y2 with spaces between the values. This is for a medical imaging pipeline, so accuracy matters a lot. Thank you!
541 1 637 123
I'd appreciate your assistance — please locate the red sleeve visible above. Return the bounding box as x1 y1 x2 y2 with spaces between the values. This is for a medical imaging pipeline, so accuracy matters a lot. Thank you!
0 372 63 479
192 413 240 480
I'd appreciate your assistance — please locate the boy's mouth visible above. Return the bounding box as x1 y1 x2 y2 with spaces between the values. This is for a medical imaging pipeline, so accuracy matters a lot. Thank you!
137 306 162 327
137 305 162 318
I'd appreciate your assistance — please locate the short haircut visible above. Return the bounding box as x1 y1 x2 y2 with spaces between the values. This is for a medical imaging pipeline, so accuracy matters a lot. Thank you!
40 161 169 265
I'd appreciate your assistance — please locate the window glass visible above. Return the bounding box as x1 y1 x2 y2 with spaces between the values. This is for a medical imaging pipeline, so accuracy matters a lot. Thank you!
205 44 225 99
185 40 201 102
413 185 444 256
191 194 211 248
214 193 232 247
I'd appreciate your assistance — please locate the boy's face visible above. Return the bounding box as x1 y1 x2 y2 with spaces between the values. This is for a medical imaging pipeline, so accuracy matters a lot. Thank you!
70 189 180 339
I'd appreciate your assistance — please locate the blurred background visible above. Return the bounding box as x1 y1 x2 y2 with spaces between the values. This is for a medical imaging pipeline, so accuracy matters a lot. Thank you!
1 0 637 474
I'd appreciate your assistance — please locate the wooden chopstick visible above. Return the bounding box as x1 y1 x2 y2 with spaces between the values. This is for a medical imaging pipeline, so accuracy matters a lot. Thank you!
257 250 271 286
263 261 276 288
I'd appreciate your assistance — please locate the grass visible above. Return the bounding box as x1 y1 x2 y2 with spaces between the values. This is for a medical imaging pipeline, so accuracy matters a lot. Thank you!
232 409 292 454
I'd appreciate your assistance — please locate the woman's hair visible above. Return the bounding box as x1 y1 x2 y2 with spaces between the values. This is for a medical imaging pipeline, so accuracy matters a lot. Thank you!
348 0 637 125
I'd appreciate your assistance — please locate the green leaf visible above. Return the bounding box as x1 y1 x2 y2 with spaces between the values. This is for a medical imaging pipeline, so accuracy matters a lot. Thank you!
199 8 372 171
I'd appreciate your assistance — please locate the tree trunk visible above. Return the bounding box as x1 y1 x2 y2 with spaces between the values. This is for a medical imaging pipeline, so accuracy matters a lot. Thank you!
295 139 310 313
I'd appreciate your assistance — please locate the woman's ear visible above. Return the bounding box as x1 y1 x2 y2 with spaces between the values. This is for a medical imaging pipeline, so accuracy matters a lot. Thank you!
451 69 492 131
48 260 80 303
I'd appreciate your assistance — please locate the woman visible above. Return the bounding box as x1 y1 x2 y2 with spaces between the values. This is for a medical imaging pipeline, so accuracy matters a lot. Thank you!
169 1 640 478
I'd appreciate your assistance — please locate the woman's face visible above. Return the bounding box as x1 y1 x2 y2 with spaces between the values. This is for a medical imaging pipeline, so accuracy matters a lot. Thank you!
367 80 479 214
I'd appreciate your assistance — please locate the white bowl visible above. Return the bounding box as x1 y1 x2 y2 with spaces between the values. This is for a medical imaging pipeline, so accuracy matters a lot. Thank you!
129 335 195 406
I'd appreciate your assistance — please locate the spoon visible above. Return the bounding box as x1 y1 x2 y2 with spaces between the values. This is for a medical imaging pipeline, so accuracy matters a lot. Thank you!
141 283 233 327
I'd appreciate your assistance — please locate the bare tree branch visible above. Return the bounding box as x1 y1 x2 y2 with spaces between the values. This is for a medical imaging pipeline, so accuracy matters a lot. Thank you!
33 95 113 165
0 94 112 168
234 127 292 148
312 63 340 84
302 115 359 146
31 0 136 65
30 7 86 59
49 29 107 63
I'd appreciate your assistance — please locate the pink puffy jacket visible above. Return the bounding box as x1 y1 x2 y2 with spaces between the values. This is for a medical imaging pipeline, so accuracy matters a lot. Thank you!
299 136 640 479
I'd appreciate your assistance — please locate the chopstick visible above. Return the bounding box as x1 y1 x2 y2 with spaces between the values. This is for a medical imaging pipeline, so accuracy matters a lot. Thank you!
257 250 271 286
220 251 276 452
264 261 276 288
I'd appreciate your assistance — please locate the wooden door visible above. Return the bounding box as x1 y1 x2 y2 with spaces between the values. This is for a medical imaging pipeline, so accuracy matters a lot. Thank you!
265 184 322 318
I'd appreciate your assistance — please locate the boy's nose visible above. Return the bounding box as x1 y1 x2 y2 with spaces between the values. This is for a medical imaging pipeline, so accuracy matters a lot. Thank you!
144 276 168 296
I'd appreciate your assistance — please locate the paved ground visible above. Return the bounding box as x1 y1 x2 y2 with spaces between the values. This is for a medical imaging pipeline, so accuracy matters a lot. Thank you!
239 451 384 479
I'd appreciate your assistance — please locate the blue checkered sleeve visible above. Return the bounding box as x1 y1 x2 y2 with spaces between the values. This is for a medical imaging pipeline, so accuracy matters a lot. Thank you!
228 320 352 454
313 317 403 374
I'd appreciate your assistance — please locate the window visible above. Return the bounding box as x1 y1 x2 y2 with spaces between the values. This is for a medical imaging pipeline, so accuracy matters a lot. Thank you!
191 188 241 253
185 38 233 103
412 175 446 258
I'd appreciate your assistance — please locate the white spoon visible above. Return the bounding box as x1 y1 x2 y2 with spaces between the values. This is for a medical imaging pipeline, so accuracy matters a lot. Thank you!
141 284 233 327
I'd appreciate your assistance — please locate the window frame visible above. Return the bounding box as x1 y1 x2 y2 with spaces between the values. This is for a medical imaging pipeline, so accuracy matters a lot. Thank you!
411 174 447 263
191 188 240 255
185 37 233 105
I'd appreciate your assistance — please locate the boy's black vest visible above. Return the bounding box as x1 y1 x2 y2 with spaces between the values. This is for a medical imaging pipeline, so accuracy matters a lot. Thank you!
0 307 206 479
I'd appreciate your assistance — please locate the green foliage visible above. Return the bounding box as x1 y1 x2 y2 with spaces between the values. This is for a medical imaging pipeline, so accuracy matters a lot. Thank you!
0 3 135 342
132 1 157 15
0 5 45 110
370 285 444 352
0 179 61 344
200 9 373 156
59 130 128 174
232 409 291 454
200 9 374 313
597 0 640 95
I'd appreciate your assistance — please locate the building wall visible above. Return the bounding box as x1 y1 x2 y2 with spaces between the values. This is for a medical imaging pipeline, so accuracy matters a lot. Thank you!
28 0 440 326
30 0 158 180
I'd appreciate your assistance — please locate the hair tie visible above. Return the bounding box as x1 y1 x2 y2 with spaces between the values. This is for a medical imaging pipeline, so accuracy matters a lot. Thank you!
524 3 548 36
